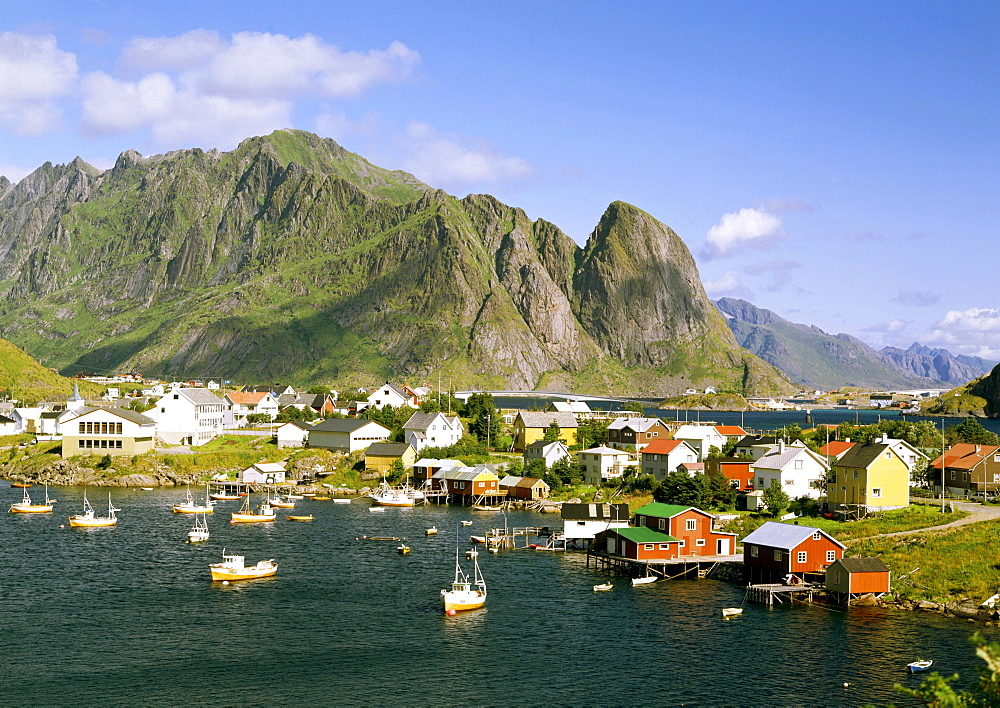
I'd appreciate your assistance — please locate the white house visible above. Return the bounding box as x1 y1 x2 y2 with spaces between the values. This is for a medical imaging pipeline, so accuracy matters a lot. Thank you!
0 414 17 435
639 439 700 481
308 418 391 453
560 502 631 542
673 424 728 460
366 383 419 410
148 387 226 446
523 440 572 469
223 392 280 427
276 421 313 449
11 407 46 434
238 462 287 485
402 411 464 451
752 441 830 500
547 400 592 415
576 446 637 486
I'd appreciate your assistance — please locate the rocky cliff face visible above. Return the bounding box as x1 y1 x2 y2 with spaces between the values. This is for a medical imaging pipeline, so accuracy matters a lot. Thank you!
880 343 995 385
0 130 790 395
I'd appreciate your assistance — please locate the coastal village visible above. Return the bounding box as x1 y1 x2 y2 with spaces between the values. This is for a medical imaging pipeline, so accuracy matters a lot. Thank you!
3 374 999 624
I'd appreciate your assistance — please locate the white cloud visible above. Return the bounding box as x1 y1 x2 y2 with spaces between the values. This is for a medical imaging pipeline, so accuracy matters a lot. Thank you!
864 320 909 334
0 32 77 135
895 290 940 307
0 161 32 183
313 109 382 141
396 121 534 188
704 270 751 299
926 308 1000 357
705 207 783 259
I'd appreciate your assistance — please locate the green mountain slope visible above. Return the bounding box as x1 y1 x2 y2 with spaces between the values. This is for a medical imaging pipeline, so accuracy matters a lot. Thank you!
0 130 791 396
0 338 99 404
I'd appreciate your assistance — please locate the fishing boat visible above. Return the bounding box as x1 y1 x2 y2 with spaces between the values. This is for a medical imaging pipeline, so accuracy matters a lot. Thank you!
632 575 658 585
368 507 386 513
173 485 215 514
593 583 613 592
470 535 486 544
368 481 415 507
460 520 473 526
286 515 313 522
397 544 410 555
465 548 479 559
300 492 317 497
210 488 241 501
10 482 31 488
10 483 55 513
140 487 155 491
361 536 401 541
285 493 305 500
721 607 743 618
313 496 332 501
331 498 351 504
907 659 933 673
441 542 487 614
426 526 438 536
471 504 501 512
267 493 296 509
68 492 119 528
186 512 210 543
209 550 277 582
229 496 276 524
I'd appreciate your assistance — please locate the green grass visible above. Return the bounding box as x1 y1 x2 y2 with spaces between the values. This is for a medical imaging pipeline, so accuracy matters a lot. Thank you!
794 504 967 541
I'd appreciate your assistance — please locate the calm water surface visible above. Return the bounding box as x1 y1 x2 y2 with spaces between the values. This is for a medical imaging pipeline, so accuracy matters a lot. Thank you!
0 485 992 706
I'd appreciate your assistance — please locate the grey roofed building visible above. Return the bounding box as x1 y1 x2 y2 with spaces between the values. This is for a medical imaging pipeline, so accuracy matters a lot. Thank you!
741 520 845 550
560 502 630 522
311 418 375 433
364 442 413 457
515 411 579 428
835 442 892 469
834 557 889 573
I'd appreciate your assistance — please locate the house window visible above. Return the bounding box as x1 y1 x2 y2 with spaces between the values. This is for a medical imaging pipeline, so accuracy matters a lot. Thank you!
826 550 836 563
758 477 765 487
695 539 706 546
853 470 859 479
871 488 882 498
679 540 686 547
794 460 803 469
643 544 653 550
658 519 665 530
784 479 794 485
840 486 846 492
750 546 758 557
659 543 670 550
797 551 807 563
773 550 782 561
950 471 956 481
686 519 696 531
812 531 820 540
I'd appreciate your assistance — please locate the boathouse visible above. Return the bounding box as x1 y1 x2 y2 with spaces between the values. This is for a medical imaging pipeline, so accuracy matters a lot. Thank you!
825 557 891 604
594 527 680 560
741 521 845 584
632 503 737 556
561 502 630 544
498 475 550 500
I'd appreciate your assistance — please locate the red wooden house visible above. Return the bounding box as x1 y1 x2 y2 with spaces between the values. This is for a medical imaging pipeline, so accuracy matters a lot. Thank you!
741 521 845 583
704 457 754 491
825 557 891 604
593 527 681 560
632 503 737 556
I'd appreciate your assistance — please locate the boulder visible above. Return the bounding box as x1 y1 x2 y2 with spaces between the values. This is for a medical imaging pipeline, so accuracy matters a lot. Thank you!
853 593 878 607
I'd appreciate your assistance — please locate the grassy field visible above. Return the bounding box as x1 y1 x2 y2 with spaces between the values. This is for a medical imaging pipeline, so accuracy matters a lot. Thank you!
794 504 967 541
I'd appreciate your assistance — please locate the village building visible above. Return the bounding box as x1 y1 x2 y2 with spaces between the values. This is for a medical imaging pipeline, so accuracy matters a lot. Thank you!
560 502 631 544
511 411 579 452
431 464 500 500
0 414 16 435
751 441 829 500
412 458 463 486
593 527 681 561
242 384 296 397
825 557 891 605
741 521 845 583
238 462 287 485
402 411 464 451
364 442 417 475
733 435 782 460
819 440 855 465
673 423 728 460
149 387 226 446
704 457 755 491
576 445 636 486
275 421 313 449
276 392 336 417
365 383 420 410
605 417 671 450
828 440 911 513
523 440 571 469
307 419 391 453
498 475 550 500
714 424 748 445
631 503 737 556
930 443 1000 497
62 407 156 459
546 400 592 415
223 391 280 427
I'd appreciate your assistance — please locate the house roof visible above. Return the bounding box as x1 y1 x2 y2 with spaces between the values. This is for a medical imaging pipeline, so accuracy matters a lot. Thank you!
735 435 778 448
525 440 568 453
549 401 591 413
515 411 579 429
76 406 155 426
753 444 828 472
606 417 665 432
403 411 462 431
414 458 462 469
610 527 680 544
561 502 630 521
226 391 271 405
432 466 499 482
835 443 895 470
674 424 724 439
515 476 546 489
742 521 845 550
311 418 390 434
577 445 629 456
371 383 412 400
834 557 889 573
249 462 286 473
277 421 313 431
820 441 856 457
930 443 999 471
680 462 705 470
634 502 693 518
364 442 414 457
641 439 690 455
0 415 13 424
715 425 747 436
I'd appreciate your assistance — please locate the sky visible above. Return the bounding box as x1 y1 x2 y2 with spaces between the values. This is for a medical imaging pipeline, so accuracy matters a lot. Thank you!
1 1 998 358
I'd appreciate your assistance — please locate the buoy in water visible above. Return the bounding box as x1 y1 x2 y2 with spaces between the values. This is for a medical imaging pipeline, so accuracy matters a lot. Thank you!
447 609 456 616
223 581 230 585
59 524 64 529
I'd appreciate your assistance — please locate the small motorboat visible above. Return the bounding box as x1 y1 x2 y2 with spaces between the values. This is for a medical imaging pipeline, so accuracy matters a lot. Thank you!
442 544 486 614
186 512 210 543
908 659 933 673
286 515 313 522
721 607 744 619
471 504 501 512
10 482 31 488
267 494 295 509
632 576 658 585
140 487 155 491
210 491 241 501
593 583 613 592
362 536 401 541
426 526 438 536
460 520 473 526
209 550 277 582
397 544 410 555
313 496 332 501
230 497 276 524
369 507 386 513
68 492 119 528
470 535 486 544
300 492 317 497
331 498 352 504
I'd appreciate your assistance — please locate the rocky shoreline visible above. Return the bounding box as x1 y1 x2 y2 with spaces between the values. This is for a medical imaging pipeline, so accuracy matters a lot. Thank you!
3 459 206 487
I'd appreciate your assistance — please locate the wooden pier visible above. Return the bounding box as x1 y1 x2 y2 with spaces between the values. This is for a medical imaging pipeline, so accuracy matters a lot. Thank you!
746 583 817 606
586 550 744 581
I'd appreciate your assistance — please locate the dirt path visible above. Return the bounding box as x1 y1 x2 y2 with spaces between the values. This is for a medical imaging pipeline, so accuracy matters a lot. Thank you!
844 501 1000 544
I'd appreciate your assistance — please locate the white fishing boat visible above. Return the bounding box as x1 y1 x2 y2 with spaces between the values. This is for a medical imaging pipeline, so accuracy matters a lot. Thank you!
442 543 487 614
470 535 486 544
471 504 501 512
632 575 658 585
397 544 411 555
10 482 55 513
209 550 277 582
426 526 438 536
266 493 295 509
907 659 933 673
368 481 415 507
186 512 210 543
368 506 386 513
332 498 352 504
230 495 276 524
173 485 215 514
460 520 473 526
593 583 613 592
69 492 119 528
721 607 743 618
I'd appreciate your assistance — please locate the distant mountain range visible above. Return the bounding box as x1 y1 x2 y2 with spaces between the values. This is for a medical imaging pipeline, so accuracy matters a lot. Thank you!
715 297 996 390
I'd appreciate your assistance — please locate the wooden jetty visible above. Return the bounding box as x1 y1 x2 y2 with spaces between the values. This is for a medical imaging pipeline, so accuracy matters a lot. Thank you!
586 550 744 582
746 583 817 606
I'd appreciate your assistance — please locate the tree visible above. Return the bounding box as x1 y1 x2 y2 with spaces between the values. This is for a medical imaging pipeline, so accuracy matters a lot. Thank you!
762 479 790 517
623 401 645 414
577 419 610 449
653 470 711 507
464 393 501 447
246 413 271 425
307 385 331 394
543 421 562 442
275 406 312 422
949 417 1000 446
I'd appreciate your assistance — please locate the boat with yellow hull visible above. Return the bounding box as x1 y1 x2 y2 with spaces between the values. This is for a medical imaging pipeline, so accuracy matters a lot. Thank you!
173 485 215 514
209 550 277 582
230 497 276 524
69 492 119 527
10 483 55 513
441 543 487 614
286 515 313 522
267 495 296 509
10 482 31 488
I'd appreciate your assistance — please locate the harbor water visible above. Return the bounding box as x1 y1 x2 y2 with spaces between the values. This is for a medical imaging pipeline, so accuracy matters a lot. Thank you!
0 485 994 706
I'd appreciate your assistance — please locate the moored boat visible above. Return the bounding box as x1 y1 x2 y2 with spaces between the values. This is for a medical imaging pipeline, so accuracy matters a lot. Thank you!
331 498 351 504
369 481 415 507
426 526 438 536
632 575 657 585
209 550 277 582
267 495 296 509
442 543 487 614
593 583 613 592
397 544 410 555
69 492 119 528
173 485 215 514
721 607 743 618
286 515 313 522
460 520 473 526
908 659 933 673
10 483 55 513
10 482 31 488
230 496 277 524
186 512 210 543
471 504 501 512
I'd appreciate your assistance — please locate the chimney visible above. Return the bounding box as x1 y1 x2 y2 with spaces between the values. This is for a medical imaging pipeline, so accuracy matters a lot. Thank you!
778 440 785 454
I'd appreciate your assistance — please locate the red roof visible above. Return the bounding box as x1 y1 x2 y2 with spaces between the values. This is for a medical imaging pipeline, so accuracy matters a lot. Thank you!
227 392 270 404
820 441 855 457
931 443 1000 470
714 425 747 436
642 439 688 455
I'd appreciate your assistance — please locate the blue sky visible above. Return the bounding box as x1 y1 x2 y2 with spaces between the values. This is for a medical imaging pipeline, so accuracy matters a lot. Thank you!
2 1 998 358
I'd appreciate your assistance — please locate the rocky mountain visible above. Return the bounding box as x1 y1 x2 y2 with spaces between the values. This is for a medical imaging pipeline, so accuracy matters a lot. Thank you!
716 298 992 390
967 365 1000 417
0 130 791 396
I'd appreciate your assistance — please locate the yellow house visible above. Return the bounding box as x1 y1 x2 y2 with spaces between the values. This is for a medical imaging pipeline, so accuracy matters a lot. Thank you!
364 442 417 475
828 441 910 513
512 412 578 452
